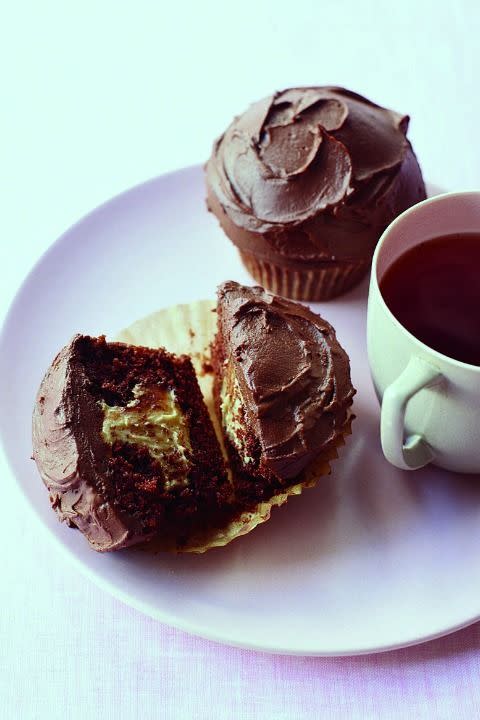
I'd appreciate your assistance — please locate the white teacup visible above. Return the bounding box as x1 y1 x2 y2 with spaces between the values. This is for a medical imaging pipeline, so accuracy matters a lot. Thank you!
367 191 480 472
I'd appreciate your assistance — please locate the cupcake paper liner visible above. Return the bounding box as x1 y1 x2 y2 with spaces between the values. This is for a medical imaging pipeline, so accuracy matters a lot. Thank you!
116 300 351 553
239 250 369 301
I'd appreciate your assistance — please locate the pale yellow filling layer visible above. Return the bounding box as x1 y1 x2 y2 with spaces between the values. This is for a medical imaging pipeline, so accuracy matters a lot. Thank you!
220 361 254 466
100 384 191 488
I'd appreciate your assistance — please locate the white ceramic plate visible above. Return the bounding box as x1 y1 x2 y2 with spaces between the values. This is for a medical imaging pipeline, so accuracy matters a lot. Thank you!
2 166 480 656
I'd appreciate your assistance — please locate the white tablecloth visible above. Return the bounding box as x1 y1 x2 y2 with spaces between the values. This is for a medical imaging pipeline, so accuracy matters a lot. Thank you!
2 2 480 717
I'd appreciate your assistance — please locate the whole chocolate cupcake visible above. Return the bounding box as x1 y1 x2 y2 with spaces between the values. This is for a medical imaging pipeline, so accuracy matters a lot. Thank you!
205 87 426 301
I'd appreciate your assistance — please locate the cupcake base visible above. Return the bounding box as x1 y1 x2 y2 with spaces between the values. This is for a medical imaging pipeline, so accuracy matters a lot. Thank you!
183 419 351 553
239 250 370 301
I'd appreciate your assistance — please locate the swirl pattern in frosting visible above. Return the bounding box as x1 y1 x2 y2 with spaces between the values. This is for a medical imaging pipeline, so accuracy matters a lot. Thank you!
206 87 426 264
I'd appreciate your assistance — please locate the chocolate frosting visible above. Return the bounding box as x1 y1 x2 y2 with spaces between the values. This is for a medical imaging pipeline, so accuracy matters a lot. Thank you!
217 281 355 479
206 87 426 264
32 336 146 552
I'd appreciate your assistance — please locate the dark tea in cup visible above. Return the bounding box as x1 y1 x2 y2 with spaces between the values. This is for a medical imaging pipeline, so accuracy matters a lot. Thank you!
379 233 480 366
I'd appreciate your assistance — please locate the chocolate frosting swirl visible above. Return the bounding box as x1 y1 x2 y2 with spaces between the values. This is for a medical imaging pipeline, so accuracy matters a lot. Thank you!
206 87 426 264
32 336 144 552
217 281 355 479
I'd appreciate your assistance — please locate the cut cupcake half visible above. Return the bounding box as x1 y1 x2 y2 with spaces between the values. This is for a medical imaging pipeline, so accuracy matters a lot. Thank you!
32 335 233 551
211 281 355 508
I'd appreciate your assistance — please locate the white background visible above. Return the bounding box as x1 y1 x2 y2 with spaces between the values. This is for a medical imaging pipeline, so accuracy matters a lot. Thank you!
1 1 480 718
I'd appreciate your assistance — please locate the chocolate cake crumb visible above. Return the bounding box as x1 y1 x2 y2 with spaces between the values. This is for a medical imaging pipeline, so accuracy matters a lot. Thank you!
32 335 237 552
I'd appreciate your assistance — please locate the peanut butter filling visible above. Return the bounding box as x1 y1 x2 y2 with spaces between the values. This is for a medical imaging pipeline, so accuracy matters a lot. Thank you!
220 360 254 466
100 384 191 488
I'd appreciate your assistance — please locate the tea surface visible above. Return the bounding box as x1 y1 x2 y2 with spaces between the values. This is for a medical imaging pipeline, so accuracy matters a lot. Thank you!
379 233 480 366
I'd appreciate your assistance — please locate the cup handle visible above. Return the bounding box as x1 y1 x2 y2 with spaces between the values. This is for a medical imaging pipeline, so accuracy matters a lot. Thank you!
380 356 443 470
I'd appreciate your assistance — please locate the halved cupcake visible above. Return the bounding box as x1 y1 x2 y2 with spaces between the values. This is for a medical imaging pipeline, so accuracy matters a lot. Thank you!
211 281 355 506
32 335 233 551
33 285 355 554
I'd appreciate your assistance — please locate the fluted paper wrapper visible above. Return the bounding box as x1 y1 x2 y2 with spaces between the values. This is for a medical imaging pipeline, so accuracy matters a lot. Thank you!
116 300 350 552
239 251 369 301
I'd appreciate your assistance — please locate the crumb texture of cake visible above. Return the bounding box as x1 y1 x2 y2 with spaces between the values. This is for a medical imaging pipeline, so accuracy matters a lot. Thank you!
212 281 355 506
32 335 232 551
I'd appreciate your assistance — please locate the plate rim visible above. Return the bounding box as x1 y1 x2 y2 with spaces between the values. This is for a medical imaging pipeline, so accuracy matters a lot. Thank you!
3 444 480 657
